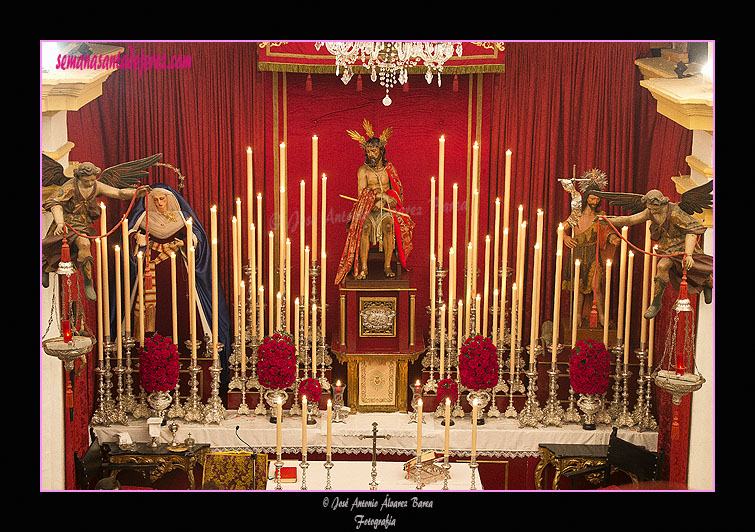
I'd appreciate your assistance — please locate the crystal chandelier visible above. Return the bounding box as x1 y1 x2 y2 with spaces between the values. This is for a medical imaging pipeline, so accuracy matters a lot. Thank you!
314 41 463 105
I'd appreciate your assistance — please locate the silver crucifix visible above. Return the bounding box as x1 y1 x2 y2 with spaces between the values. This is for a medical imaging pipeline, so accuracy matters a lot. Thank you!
357 422 391 490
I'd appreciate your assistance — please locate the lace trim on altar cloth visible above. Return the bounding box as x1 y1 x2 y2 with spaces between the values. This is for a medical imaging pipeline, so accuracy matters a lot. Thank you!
209 445 541 458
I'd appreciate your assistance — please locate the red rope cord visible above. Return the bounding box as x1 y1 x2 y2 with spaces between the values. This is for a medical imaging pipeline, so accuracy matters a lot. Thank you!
598 215 687 259
61 185 151 242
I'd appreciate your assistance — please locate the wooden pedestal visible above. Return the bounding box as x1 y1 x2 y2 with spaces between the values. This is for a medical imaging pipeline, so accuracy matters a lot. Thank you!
331 268 424 413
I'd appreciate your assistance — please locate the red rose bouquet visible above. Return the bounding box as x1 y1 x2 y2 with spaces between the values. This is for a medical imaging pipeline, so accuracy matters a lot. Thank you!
138 333 180 393
256 333 297 389
459 335 499 391
436 378 459 405
298 377 322 403
569 339 611 395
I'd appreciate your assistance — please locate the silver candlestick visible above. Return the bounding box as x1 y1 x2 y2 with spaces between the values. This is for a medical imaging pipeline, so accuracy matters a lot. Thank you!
324 457 334 490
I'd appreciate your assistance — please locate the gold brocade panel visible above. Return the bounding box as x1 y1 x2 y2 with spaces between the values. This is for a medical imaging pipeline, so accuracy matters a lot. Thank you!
202 452 268 490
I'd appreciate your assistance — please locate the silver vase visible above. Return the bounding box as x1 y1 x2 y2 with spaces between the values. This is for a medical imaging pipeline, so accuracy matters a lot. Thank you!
147 390 173 418
466 389 491 425
577 393 602 430
264 388 289 423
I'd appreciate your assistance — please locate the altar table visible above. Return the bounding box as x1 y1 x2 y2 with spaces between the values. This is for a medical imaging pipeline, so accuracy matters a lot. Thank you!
92 410 657 458
265 460 481 491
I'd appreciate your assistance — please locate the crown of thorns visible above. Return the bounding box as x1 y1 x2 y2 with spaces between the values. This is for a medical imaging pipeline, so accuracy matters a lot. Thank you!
347 119 393 149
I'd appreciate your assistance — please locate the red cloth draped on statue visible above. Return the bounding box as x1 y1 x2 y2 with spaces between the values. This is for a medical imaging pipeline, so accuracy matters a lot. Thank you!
334 162 415 285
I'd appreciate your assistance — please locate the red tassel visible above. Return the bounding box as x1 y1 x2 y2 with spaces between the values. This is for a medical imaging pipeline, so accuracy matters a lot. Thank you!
306 74 312 92
356 74 362 92
60 235 71 263
66 379 74 410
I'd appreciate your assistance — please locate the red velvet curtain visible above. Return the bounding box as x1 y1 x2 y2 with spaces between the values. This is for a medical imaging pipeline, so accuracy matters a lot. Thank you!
60 41 694 488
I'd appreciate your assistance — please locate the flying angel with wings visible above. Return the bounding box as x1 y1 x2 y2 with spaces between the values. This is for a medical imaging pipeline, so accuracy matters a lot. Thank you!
595 180 713 319
42 153 161 299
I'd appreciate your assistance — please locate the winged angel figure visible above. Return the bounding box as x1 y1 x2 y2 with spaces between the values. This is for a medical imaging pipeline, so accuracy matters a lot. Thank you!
594 181 713 319
42 153 161 300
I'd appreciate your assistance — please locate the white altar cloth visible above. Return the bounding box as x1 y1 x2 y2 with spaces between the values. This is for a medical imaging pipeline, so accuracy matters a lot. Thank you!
266 460 481 491
92 410 657 458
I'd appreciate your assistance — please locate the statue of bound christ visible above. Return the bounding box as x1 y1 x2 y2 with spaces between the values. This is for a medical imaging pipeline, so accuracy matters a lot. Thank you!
334 120 415 285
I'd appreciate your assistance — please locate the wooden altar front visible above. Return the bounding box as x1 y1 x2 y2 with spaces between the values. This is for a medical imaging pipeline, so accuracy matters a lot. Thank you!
331 268 424 413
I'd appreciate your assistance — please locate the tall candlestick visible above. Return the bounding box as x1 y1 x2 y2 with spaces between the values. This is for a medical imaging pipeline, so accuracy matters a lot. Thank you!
439 304 446 379
312 135 319 260
648 248 658 368
430 253 436 344
493 198 501 314
552 250 562 365
417 399 423 457
471 189 479 296
258 286 265 340
300 180 306 298
211 236 218 361
304 246 310 334
603 260 612 345
170 251 177 344
114 245 122 361
247 147 254 266
301 395 308 456
499 228 509 343
321 174 327 263
475 294 481 335
326 399 332 459
444 397 451 459
276 398 282 457
268 231 275 335
483 235 490 337
623 251 634 366
452 184 458 260
240 280 246 371
430 177 436 274
121 218 131 333
257 193 263 294
571 260 581 347
321 251 327 339
100 202 110 339
232 216 239 337
448 247 455 343
510 283 518 376
250 223 257 339
95 238 103 362
465 242 472 337
457 300 463 360
236 196 243 279
640 220 652 345
471 399 478 461
616 226 629 342
438 136 445 268
137 251 144 345
517 221 527 346
503 150 512 233
276 292 282 333
279 185 286 303
294 297 300 362
312 304 317 376
286 238 291 334
492 289 499 345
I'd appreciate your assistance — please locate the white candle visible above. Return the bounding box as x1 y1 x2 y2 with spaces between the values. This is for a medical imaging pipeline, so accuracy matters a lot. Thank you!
603 259 612 345
448 247 455 343
439 304 446 379
170 251 177 344
95 238 103 362
257 193 263 295
648 248 658 368
430 177 436 273
100 202 110 339
114 245 122 361
483 235 490 337
466 242 472 336
624 251 634 366
250 223 257 340
492 288 499 345
503 150 512 234
510 283 518 378
268 231 275 335
212 236 218 361
137 251 144 345
552 249 562 365
286 238 291 334
301 395 308 457
430 253 436 344
438 136 445 267
493 198 500 314
571 260 581 347
300 179 306 299
312 135 319 260
617 226 629 342
417 398 423 457
499 228 509 343
326 399 332 459
121 218 131 333
640 220 652 346
247 147 254 265
304 246 310 334
321 250 327 339
276 292 282 333
321 174 327 262
475 293 481 335
232 216 239 336
294 297 300 360
312 304 317 376
258 286 265 340
452 184 458 261
240 280 246 371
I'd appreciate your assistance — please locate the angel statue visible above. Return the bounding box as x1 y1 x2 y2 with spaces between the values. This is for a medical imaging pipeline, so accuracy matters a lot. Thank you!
41 153 160 300
559 169 619 327
595 180 713 319
334 119 415 284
